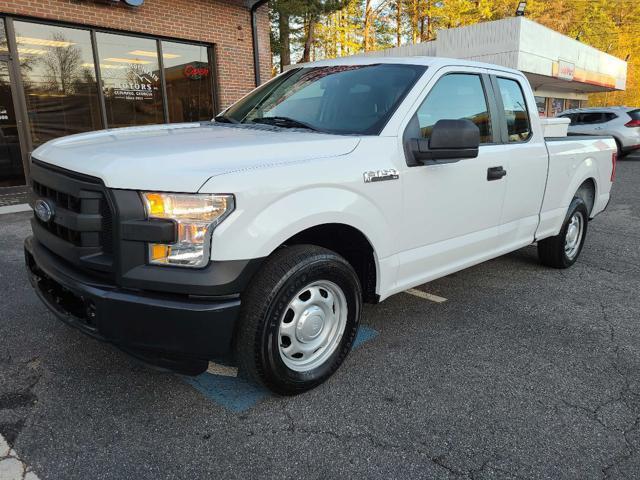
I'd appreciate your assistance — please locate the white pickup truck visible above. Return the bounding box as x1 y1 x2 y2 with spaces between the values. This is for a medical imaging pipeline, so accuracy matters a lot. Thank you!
25 57 616 394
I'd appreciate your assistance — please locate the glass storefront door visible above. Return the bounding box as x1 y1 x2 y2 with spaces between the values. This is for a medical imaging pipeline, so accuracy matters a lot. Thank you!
0 57 24 187
0 19 25 188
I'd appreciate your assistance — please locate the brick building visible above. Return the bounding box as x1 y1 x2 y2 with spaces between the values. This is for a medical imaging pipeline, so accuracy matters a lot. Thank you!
0 0 271 194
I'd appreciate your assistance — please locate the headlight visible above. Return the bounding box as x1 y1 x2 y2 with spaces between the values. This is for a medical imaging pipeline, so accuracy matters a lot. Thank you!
141 192 234 268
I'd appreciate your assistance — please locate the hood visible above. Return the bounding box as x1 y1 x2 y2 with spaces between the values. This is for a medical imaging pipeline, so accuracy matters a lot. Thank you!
32 123 360 192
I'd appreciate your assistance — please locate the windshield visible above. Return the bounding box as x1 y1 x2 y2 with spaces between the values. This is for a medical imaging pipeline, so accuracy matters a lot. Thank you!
220 64 427 135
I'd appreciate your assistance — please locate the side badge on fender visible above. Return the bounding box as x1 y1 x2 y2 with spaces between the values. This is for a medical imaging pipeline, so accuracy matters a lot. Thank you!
363 169 400 183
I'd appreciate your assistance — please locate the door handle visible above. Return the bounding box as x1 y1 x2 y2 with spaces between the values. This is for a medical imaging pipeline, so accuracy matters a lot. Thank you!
487 166 507 181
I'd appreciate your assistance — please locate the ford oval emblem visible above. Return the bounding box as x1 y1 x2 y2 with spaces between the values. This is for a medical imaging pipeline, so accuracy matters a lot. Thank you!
34 199 55 223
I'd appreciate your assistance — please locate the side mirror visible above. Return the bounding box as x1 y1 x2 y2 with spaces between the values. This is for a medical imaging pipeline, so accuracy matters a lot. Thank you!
406 119 480 166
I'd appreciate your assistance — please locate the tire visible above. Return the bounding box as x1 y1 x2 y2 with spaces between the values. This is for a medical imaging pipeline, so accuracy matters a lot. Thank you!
538 197 589 268
234 244 362 395
614 139 625 158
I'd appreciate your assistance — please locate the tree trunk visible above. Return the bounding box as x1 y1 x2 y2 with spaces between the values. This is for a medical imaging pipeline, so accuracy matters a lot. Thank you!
364 0 373 51
411 0 419 44
278 12 291 71
302 15 317 63
396 0 402 46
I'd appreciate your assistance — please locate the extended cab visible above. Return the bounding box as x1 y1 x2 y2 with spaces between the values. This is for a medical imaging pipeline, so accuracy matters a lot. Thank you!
24 57 616 394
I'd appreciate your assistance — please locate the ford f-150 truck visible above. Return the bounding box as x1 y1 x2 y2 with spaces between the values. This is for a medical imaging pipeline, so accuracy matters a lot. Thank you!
24 57 616 394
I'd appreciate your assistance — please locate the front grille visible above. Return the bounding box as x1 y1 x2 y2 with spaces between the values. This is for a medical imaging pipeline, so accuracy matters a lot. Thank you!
32 180 81 213
33 180 83 246
100 199 114 254
30 160 115 277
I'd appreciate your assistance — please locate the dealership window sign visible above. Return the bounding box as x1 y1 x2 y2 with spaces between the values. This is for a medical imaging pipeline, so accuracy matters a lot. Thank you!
109 67 159 101
184 64 210 80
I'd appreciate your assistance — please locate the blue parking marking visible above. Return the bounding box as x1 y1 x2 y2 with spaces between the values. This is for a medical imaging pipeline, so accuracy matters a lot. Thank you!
183 325 378 412
352 324 379 349
184 373 268 413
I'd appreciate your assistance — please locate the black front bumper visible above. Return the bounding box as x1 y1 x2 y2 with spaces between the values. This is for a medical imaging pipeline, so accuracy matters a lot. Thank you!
25 236 241 375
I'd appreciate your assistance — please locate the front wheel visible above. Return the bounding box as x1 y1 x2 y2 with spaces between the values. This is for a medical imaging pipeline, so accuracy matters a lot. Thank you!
234 245 362 395
538 197 589 268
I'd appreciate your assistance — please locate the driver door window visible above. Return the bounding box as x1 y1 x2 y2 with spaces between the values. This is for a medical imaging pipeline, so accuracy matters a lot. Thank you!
415 73 493 143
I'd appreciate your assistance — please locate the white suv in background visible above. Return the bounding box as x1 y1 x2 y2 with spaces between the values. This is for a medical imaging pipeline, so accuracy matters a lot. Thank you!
559 107 640 157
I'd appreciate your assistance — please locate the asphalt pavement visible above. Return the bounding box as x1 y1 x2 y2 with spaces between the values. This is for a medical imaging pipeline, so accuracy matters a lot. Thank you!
1 153 639 479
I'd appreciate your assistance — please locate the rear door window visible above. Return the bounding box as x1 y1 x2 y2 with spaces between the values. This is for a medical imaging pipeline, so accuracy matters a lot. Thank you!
496 77 532 142
579 112 606 124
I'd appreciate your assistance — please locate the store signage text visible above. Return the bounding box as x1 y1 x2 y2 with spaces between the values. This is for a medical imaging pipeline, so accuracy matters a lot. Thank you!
556 60 575 81
184 64 210 80
108 68 159 102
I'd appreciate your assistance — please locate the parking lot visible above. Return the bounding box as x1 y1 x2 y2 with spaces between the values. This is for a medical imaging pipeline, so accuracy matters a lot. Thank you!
1 153 639 480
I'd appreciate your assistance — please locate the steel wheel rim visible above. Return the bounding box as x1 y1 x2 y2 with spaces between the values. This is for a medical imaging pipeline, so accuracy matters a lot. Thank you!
278 280 348 372
564 211 584 260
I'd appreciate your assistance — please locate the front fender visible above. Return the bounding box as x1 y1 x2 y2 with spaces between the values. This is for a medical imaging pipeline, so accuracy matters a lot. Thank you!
209 186 394 262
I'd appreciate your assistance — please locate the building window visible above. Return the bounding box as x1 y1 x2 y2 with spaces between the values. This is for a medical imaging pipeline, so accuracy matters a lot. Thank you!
497 77 531 142
0 19 24 187
534 96 547 118
565 99 581 110
162 41 214 123
14 21 102 146
550 98 565 117
0 17 217 190
0 18 7 54
416 73 493 144
95 32 165 128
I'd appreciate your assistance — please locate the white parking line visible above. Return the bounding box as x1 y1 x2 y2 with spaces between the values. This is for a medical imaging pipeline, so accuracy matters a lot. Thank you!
405 288 448 303
0 434 40 480
0 204 31 215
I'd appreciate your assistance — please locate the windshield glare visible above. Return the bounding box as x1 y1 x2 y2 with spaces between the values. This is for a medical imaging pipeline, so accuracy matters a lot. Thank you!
222 64 427 135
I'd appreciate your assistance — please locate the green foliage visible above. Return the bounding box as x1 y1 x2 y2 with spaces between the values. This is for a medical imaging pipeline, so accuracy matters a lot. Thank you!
270 0 640 106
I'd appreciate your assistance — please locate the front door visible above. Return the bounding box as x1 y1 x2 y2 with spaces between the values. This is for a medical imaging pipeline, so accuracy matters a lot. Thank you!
395 67 509 290
0 56 24 188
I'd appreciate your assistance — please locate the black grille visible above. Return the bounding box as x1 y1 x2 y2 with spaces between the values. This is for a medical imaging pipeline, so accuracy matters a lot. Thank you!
100 199 114 254
30 160 115 277
32 180 81 213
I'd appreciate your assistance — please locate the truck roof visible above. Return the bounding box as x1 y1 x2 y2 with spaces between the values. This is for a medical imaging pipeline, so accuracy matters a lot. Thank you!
299 55 524 77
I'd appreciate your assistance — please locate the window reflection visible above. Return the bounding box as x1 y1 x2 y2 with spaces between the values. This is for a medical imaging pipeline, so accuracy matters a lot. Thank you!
14 21 102 146
497 78 531 142
96 32 164 128
416 74 493 143
0 18 7 54
162 41 213 123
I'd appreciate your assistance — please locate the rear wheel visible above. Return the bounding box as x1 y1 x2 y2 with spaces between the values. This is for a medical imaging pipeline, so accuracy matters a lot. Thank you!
234 244 362 395
615 139 624 158
538 197 589 268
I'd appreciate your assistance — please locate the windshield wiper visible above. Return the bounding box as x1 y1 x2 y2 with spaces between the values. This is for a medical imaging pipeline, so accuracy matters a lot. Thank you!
252 116 319 132
214 115 239 124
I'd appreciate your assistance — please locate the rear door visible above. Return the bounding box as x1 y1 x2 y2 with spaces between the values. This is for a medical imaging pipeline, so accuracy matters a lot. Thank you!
486 71 549 248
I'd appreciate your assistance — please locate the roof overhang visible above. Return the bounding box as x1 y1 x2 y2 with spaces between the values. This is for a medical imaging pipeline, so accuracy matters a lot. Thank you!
436 17 627 93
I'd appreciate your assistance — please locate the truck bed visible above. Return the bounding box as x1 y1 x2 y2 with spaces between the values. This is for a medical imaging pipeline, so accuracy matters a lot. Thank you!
536 135 615 240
